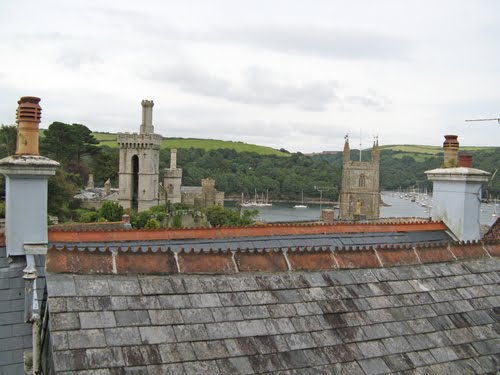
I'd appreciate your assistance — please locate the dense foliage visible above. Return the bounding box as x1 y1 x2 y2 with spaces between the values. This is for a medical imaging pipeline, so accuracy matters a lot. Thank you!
160 148 341 202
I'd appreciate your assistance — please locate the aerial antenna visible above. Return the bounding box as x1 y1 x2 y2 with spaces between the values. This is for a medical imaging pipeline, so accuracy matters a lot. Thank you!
465 118 500 125
359 129 362 162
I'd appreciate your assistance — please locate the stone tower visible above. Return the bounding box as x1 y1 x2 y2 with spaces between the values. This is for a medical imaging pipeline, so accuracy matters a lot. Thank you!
162 148 182 204
118 100 162 212
339 136 380 220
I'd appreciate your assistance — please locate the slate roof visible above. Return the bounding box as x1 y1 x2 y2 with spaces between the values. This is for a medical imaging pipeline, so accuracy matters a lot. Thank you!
45 257 500 374
48 230 452 253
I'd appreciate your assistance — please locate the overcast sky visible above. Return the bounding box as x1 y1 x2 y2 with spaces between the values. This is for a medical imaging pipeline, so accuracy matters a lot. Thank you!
1 0 499 152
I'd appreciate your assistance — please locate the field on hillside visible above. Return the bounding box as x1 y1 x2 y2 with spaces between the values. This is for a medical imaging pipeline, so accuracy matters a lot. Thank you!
93 132 287 156
380 145 496 162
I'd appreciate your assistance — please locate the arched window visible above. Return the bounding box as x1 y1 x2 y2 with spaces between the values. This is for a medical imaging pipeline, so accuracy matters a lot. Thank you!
359 174 366 187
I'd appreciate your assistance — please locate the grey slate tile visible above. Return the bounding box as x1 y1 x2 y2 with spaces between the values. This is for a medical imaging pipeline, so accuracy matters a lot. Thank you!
236 319 270 337
183 359 219 374
158 342 196 363
293 302 323 316
205 321 239 340
224 337 258 356
245 290 279 305
211 306 244 321
149 309 183 325
67 329 106 349
283 332 316 350
126 295 160 310
150 363 185 375
218 291 251 306
173 323 209 342
157 294 191 309
279 349 310 370
75 278 110 296
358 357 391 375
104 327 142 346
252 335 279 354
47 276 76 297
80 311 116 329
471 338 500 355
265 318 300 335
383 353 414 372
451 343 478 359
356 340 388 358
311 329 343 347
191 340 229 360
430 346 459 363
139 276 177 295
240 305 270 320
180 308 214 324
114 310 149 327
216 357 254 375
268 303 297 318
50 312 81 331
248 353 285 373
64 296 94 312
139 326 176 344
122 345 162 366
381 336 413 354
86 347 125 369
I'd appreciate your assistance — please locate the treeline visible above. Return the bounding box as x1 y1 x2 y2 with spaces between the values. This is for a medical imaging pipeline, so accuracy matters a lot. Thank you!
1 122 498 222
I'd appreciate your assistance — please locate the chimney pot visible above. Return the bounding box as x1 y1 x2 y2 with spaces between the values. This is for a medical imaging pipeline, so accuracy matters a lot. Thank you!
458 154 473 168
16 96 41 155
442 135 459 168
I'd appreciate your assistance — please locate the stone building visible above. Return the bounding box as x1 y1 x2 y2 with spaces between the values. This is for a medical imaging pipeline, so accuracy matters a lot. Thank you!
118 101 224 212
339 136 380 220
118 100 162 212
161 148 224 207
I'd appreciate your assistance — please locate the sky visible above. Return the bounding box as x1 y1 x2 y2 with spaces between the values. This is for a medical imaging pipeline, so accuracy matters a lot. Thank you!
0 0 499 153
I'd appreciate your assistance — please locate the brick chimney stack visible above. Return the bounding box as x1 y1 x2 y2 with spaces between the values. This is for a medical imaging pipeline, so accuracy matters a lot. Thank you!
16 96 42 155
442 135 459 168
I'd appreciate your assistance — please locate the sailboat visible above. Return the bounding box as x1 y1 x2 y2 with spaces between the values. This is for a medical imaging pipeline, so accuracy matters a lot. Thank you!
262 189 272 207
294 191 308 209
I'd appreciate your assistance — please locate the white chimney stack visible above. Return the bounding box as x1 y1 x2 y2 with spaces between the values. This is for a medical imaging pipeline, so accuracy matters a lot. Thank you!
425 135 490 241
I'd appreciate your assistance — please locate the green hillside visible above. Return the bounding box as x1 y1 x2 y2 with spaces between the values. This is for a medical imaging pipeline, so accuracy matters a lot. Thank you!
379 144 496 162
93 132 287 157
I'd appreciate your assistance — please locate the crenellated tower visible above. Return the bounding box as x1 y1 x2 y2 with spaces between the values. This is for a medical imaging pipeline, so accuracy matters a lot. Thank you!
162 148 182 204
118 100 162 212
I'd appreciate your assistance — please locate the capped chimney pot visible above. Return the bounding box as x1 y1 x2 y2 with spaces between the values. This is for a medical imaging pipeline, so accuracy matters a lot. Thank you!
16 96 41 155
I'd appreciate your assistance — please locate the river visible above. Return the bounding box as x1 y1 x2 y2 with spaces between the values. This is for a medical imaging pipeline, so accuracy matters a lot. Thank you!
227 191 498 226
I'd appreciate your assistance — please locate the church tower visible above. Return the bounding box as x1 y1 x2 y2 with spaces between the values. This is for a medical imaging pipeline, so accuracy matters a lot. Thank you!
339 136 380 220
118 100 162 212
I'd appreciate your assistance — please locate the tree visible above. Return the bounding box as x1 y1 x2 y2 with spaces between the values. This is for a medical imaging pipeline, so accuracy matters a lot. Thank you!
0 124 17 158
41 122 99 169
98 201 124 222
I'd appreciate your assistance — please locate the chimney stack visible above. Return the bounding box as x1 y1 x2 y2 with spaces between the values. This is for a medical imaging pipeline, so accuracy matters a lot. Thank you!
442 135 459 168
0 97 59 256
16 96 42 155
426 135 490 241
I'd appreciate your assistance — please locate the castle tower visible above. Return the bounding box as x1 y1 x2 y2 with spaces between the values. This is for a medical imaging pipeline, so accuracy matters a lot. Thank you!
162 148 182 204
339 136 380 220
118 100 162 212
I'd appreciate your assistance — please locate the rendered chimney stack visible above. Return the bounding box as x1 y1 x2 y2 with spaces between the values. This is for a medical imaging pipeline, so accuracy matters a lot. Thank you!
442 135 459 168
15 96 42 155
140 99 154 134
170 149 177 169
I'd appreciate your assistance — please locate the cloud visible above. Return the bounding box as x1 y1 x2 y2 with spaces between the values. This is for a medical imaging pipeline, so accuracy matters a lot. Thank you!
150 64 338 111
195 25 412 61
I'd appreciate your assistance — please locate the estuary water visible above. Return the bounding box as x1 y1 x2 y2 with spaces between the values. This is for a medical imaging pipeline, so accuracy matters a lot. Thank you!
228 191 498 227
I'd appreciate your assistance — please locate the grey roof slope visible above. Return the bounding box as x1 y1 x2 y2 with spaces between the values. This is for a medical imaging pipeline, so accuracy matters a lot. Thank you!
48 230 452 253
45 258 500 374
